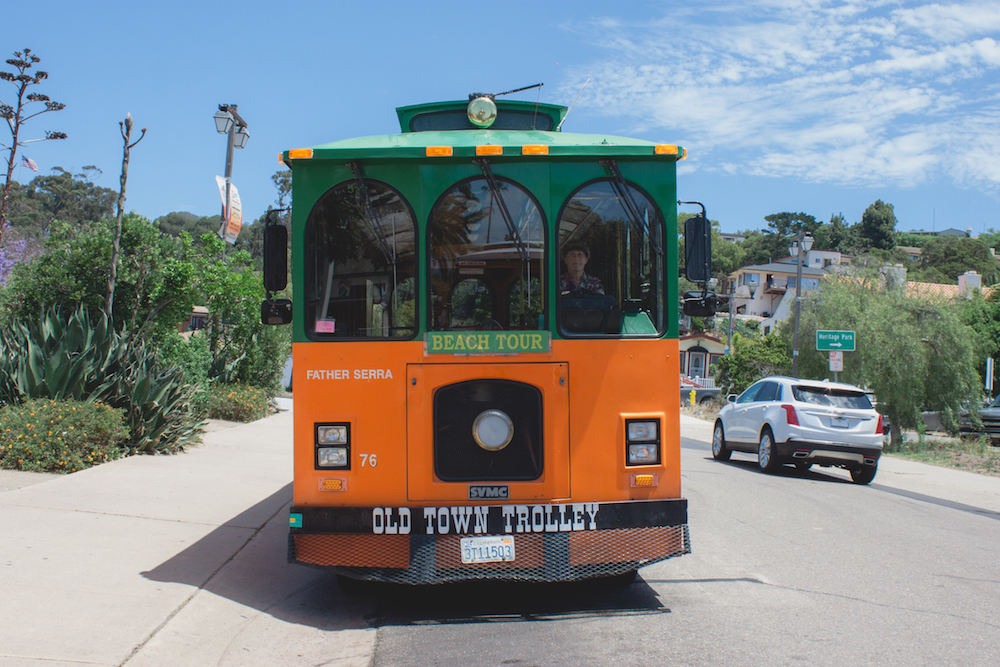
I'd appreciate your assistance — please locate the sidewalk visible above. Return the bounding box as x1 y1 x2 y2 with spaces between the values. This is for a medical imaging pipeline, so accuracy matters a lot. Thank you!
0 400 375 667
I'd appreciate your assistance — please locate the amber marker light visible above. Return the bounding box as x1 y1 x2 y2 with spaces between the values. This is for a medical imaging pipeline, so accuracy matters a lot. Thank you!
426 146 453 157
631 474 658 487
288 148 313 159
476 145 503 156
521 145 549 155
319 478 348 492
655 145 681 155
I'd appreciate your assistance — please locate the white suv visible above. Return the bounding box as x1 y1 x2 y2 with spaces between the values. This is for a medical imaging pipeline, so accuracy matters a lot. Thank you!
712 377 883 484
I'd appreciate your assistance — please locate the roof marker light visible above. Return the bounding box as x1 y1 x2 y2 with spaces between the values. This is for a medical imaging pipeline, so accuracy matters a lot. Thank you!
426 146 453 157
655 145 680 155
521 145 549 155
476 145 503 156
288 148 313 159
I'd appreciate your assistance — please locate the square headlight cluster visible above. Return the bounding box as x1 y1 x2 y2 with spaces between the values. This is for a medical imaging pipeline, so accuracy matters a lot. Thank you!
626 419 660 466
315 423 350 469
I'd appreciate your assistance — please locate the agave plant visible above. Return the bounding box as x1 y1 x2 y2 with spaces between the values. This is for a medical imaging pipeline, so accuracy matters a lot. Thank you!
0 305 203 454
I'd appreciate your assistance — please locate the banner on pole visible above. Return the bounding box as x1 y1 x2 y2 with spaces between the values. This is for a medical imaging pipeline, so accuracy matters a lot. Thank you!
215 175 243 244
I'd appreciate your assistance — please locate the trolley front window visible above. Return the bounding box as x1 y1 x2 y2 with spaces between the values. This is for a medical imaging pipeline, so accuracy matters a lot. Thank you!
557 179 664 336
429 177 545 331
304 180 417 339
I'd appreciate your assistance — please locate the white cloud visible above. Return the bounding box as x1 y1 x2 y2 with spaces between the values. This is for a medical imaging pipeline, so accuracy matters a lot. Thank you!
563 0 1000 192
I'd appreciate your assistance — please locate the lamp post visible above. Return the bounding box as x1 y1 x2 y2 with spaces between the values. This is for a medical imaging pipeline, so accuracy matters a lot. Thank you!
789 232 814 377
213 104 249 229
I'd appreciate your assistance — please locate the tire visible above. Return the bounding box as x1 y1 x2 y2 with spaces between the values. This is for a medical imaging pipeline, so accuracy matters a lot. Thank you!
757 428 781 473
712 422 732 461
850 463 878 485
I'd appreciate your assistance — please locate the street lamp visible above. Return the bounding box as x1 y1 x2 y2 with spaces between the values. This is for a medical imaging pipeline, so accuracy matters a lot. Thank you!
213 103 249 227
789 232 814 378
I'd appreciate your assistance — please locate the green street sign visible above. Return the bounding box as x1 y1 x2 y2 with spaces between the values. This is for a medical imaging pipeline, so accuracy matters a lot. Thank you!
816 330 855 351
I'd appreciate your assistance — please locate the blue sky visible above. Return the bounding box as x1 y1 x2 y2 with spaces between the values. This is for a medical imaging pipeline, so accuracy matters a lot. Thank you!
4 0 1000 236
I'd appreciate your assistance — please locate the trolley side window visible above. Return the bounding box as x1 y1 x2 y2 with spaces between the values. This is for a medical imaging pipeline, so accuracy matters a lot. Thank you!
557 179 664 336
429 177 545 331
304 180 417 339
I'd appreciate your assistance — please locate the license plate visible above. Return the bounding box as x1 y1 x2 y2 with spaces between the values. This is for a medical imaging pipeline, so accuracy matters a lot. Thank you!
461 535 515 564
831 417 849 428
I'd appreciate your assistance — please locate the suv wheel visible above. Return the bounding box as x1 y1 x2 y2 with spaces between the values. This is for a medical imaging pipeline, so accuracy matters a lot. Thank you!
712 422 731 461
850 463 878 485
757 428 781 473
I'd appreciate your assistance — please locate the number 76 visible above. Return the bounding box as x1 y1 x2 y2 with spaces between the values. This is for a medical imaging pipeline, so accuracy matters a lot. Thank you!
359 453 378 467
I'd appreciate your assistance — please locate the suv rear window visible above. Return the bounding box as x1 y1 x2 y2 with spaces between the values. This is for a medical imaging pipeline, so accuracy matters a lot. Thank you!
793 386 873 409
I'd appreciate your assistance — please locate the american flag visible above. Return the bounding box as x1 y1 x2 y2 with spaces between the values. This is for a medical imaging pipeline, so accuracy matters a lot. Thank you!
21 156 38 172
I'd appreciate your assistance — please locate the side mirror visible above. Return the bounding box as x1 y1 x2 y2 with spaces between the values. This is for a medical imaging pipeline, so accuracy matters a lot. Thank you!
682 290 718 317
261 299 292 326
684 215 711 283
263 219 288 292
727 394 737 403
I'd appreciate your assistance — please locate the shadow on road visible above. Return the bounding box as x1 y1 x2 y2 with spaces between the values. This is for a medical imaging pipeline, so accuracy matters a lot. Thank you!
352 575 669 627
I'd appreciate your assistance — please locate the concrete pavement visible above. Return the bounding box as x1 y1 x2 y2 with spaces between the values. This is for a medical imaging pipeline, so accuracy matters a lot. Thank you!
0 400 375 667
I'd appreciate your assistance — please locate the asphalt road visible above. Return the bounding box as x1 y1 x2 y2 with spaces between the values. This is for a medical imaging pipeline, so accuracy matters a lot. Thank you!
363 417 1000 667
3 412 998 666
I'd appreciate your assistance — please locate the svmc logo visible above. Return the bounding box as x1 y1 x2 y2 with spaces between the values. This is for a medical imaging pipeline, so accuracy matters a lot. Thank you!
468 485 510 500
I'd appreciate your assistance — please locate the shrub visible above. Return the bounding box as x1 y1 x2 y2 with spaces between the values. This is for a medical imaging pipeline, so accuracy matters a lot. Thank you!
0 399 129 472
203 384 272 422
0 305 204 454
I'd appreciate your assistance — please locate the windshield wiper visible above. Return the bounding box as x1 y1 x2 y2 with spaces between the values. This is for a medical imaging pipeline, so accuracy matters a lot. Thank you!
600 159 662 256
474 158 530 263
347 162 395 266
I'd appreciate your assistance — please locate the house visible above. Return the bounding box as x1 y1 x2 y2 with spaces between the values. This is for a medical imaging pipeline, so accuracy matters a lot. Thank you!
679 333 726 380
726 261 826 335
177 306 210 339
906 270 996 301
908 227 972 238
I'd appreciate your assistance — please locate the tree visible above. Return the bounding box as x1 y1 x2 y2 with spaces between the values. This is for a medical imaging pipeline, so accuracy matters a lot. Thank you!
764 212 819 237
155 211 218 238
858 200 897 251
0 48 67 246
3 167 115 235
738 230 789 265
713 332 791 396
106 113 147 317
789 271 981 444
812 213 857 254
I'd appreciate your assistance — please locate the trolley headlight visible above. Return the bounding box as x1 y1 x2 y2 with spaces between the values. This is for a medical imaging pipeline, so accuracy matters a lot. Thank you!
626 419 660 466
317 447 348 467
473 409 514 452
315 423 350 469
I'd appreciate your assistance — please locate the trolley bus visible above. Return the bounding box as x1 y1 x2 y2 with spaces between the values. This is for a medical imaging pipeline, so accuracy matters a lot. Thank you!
265 92 711 585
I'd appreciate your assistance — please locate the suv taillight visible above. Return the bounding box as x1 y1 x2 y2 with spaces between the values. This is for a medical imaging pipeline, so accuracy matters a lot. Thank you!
781 404 799 426
876 413 884 434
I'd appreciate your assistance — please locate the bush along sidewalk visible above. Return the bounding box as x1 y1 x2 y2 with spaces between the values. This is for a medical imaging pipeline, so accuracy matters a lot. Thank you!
201 384 274 422
0 399 129 472
0 305 203 457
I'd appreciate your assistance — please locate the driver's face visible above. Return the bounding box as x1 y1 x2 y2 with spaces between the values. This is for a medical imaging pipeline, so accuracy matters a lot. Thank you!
564 250 588 273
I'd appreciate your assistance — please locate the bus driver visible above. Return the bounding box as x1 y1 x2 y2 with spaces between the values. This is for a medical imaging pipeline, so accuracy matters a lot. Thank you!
560 242 604 294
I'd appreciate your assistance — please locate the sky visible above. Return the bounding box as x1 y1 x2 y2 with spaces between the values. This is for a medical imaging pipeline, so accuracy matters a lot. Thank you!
4 0 1000 236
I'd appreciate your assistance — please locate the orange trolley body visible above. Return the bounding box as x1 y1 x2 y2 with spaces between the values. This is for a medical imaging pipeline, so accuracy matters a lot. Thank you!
277 96 690 584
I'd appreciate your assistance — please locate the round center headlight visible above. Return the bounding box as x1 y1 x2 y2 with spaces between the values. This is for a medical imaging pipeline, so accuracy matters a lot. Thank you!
473 409 514 451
